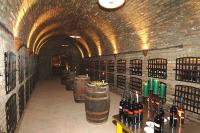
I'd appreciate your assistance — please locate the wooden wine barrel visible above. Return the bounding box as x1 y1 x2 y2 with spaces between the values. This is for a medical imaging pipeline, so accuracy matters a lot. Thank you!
73 75 90 103
61 70 69 84
85 84 110 123
65 72 75 90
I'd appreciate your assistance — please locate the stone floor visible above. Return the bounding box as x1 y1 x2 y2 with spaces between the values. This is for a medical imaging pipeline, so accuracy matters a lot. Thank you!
16 78 120 133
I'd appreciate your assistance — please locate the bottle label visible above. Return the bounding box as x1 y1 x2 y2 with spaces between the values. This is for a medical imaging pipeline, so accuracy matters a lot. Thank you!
128 111 133 115
139 109 144 113
134 110 139 114
154 123 160 127
123 109 128 113
119 106 122 109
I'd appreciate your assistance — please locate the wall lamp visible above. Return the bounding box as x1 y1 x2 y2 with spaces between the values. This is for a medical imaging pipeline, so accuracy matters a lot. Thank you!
142 49 148 57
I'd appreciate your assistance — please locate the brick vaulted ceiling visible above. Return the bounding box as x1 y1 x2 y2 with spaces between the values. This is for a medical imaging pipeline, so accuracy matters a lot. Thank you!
1 0 200 57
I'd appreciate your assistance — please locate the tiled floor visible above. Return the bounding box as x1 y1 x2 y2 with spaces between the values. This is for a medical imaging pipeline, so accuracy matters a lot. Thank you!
16 79 120 133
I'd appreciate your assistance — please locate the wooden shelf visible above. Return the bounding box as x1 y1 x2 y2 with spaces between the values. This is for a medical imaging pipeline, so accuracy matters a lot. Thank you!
175 85 200 114
5 51 17 94
18 54 25 84
147 58 167 79
107 60 114 72
117 59 126 74
117 75 126 90
175 57 200 83
130 59 142 76
129 76 142 94
18 85 25 118
107 72 114 84
6 94 17 133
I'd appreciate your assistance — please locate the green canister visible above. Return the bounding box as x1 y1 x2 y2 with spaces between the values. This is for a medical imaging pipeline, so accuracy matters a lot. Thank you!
160 83 166 98
153 79 159 95
149 78 154 91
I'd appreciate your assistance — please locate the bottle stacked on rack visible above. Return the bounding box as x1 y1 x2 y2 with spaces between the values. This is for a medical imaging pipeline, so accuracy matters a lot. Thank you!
178 97 185 126
170 100 178 128
128 94 134 127
119 94 125 122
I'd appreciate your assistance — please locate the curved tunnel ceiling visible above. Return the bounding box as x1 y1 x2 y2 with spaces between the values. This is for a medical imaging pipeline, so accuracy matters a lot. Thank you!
12 0 196 57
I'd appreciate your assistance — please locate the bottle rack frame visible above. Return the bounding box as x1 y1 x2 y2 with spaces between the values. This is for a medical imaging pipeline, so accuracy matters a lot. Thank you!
175 85 200 114
100 60 106 80
94 70 99 80
18 85 25 118
100 71 106 81
117 75 126 90
130 59 142 76
107 60 114 72
117 59 126 74
25 80 30 104
25 56 29 78
89 61 95 80
174 57 200 83
6 94 17 133
18 55 24 84
107 72 114 84
89 61 95 70
5 52 17 94
30 78 33 95
129 76 142 94
147 58 167 79
100 60 106 72
94 60 99 70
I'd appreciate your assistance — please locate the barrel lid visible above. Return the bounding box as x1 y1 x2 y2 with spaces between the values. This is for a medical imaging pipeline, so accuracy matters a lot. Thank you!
88 81 108 87
78 75 88 78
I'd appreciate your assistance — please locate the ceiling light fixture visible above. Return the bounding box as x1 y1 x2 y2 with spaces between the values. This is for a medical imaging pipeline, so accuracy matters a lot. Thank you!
69 35 81 39
98 0 125 9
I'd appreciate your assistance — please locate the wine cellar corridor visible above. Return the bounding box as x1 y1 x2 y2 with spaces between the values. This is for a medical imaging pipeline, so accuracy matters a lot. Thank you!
16 78 120 133
1 0 200 133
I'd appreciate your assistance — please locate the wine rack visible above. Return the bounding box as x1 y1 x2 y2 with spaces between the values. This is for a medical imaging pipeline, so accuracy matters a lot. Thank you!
100 60 106 71
18 55 24 83
175 85 200 114
89 61 95 70
100 60 106 81
6 94 17 133
117 59 126 73
129 77 142 94
107 73 114 84
89 61 95 80
5 52 16 94
94 70 99 80
30 78 33 95
175 57 200 83
117 75 126 90
147 58 167 79
107 60 114 72
25 56 29 78
94 60 99 70
100 71 106 81
25 80 30 104
130 59 142 76
18 85 25 118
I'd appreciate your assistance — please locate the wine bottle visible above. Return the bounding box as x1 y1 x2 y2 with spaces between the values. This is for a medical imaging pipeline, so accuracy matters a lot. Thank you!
170 100 178 128
119 95 125 122
178 97 185 126
159 102 165 130
128 96 134 127
154 108 162 133
123 97 129 124
133 92 139 125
